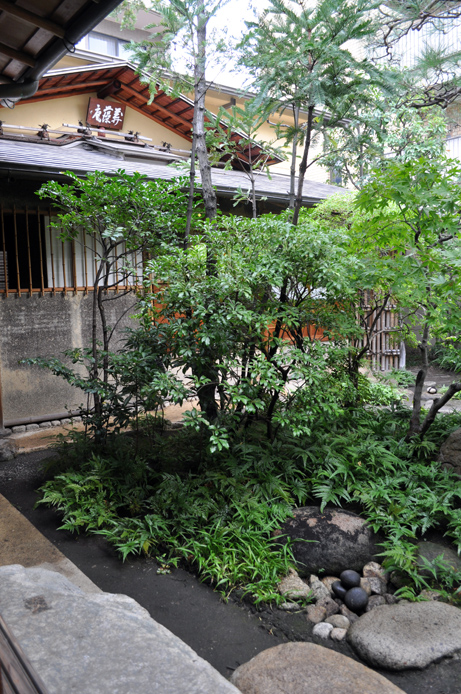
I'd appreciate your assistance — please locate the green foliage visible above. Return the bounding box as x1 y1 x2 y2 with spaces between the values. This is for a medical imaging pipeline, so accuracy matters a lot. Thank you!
358 378 402 406
314 157 461 438
38 406 461 603
240 0 385 119
38 431 310 603
432 340 461 374
238 0 393 222
206 101 284 217
321 102 448 189
383 368 416 388
38 169 191 249
29 170 192 443
22 327 187 442
130 0 227 96
141 212 362 442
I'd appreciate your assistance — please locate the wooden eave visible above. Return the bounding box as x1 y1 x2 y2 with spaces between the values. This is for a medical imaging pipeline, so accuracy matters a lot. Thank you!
0 0 123 94
8 63 282 167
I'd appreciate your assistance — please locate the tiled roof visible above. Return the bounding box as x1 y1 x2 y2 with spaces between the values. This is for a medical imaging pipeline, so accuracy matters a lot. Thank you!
13 62 283 168
0 138 345 206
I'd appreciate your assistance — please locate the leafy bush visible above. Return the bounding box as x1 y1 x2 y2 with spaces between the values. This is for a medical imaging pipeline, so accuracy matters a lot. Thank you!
37 406 461 604
140 213 365 445
432 340 461 374
38 433 310 603
382 368 416 388
358 377 402 406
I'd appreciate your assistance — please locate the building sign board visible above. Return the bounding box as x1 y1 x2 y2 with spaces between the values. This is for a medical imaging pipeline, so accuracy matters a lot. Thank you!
87 98 126 130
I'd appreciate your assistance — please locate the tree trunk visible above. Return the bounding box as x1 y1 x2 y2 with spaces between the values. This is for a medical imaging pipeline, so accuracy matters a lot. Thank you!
184 125 197 248
289 105 299 211
406 321 430 441
292 105 315 226
193 9 218 421
194 11 217 223
419 382 461 438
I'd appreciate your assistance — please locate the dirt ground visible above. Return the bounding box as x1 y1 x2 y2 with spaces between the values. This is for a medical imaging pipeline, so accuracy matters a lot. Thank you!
1 445 461 694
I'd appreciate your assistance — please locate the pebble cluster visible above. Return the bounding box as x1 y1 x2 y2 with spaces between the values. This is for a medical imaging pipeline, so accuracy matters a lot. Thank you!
278 562 402 642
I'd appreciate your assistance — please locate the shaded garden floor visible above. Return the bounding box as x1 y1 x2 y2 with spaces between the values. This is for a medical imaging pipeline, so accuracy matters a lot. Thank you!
1 448 460 694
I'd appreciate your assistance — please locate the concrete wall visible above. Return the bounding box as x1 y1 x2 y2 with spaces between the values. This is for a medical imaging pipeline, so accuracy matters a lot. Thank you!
0 291 138 423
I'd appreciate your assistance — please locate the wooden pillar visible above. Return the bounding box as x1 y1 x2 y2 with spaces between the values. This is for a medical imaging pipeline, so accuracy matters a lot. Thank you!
0 358 9 437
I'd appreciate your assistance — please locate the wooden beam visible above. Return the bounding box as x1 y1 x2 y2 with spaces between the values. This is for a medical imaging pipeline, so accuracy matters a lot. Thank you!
97 80 121 100
34 80 109 96
0 42 36 67
13 82 111 106
110 94 192 142
0 0 65 38
120 83 193 131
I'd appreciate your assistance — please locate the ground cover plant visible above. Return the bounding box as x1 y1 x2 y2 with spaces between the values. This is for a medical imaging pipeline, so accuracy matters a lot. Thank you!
38 402 461 605
433 340 461 375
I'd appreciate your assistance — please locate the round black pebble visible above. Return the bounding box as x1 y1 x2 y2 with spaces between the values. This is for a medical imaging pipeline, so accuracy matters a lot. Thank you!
344 586 368 613
332 581 347 600
340 569 361 588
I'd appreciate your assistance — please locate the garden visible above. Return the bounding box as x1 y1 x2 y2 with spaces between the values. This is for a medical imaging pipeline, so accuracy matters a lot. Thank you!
26 153 461 608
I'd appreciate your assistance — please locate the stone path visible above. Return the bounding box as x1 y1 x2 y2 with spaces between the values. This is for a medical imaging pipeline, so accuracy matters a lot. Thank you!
348 602 461 670
0 564 239 694
0 493 99 593
231 643 406 694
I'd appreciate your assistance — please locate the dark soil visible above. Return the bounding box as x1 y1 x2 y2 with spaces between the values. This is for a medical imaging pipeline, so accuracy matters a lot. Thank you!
1 448 461 693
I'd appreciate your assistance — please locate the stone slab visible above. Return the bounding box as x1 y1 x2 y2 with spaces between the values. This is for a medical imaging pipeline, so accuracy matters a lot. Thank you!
0 565 239 694
348 602 461 670
0 493 100 594
230 642 405 693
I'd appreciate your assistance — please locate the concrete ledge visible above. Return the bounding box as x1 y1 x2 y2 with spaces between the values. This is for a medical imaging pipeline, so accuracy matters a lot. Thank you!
0 565 240 694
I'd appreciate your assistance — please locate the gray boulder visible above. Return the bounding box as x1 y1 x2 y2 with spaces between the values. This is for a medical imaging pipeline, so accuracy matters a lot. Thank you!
438 427 461 476
230 642 406 693
0 565 239 694
417 540 461 576
277 568 311 600
0 438 16 461
348 602 461 670
279 507 381 575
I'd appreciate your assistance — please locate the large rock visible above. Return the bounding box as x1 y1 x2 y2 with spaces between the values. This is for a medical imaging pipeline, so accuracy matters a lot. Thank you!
417 540 461 576
280 507 381 575
0 565 239 694
348 602 461 670
438 427 461 476
0 438 16 462
230 642 405 693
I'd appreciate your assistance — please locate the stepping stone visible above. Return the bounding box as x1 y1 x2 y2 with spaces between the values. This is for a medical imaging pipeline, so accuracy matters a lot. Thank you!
438 425 461 475
348 602 461 670
230 642 405 693
0 565 239 694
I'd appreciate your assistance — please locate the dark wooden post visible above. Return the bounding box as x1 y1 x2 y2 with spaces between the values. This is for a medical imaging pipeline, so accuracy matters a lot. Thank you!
0 360 9 437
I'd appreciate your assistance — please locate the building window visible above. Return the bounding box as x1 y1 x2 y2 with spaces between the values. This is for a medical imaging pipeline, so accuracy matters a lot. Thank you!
76 32 132 60
0 206 142 296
